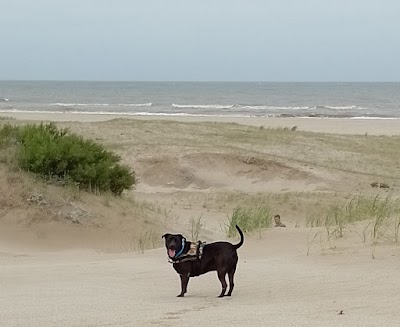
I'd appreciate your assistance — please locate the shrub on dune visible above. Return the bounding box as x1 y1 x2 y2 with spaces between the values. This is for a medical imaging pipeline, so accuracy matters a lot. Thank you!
0 123 135 195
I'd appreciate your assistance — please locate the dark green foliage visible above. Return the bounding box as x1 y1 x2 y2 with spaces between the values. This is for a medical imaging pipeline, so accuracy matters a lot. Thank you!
0 123 135 195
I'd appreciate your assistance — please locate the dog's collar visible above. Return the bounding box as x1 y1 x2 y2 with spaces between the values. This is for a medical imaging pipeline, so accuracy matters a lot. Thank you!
174 238 186 258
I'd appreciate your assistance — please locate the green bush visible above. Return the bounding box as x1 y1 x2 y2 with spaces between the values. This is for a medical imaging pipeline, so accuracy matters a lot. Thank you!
0 123 135 195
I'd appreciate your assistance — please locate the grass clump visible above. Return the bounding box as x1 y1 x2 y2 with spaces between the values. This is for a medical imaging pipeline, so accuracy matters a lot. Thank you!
226 205 272 237
137 229 159 253
307 195 400 227
190 214 203 240
307 194 400 245
0 123 135 195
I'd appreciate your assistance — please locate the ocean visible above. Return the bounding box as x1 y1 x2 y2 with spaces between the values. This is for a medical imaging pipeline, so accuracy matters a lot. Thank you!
1 81 399 119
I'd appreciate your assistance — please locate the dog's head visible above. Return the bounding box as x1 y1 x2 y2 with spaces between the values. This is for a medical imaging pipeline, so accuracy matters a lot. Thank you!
162 233 185 258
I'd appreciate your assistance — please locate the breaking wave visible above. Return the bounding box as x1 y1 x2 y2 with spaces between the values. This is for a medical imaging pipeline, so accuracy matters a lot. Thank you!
172 104 234 109
118 103 152 107
171 104 366 111
51 103 110 107
50 103 152 108
240 105 366 110
1 108 399 120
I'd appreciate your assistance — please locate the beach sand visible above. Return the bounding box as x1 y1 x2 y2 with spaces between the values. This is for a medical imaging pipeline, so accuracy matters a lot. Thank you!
1 113 400 326
2 111 400 135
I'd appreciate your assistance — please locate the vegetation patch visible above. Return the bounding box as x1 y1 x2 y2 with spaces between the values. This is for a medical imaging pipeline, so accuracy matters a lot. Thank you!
226 205 272 237
0 123 135 195
306 194 400 256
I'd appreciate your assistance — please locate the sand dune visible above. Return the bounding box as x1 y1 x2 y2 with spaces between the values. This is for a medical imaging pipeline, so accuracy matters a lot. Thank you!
136 153 319 193
1 115 400 326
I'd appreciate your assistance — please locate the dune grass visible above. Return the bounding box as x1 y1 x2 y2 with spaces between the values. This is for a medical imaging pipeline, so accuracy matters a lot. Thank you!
226 205 273 237
190 214 203 240
57 119 400 180
306 194 400 249
5 119 400 181
137 229 159 253
0 116 15 121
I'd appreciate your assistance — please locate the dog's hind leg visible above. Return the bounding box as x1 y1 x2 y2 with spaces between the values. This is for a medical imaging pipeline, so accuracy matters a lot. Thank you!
177 273 190 297
217 270 228 297
226 267 236 296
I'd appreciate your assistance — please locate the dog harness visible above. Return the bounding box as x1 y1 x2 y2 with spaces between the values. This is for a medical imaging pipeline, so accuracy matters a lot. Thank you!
174 239 186 258
168 240 206 264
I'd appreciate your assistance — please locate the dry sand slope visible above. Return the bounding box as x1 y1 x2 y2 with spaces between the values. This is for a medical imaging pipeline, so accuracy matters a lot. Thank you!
2 115 400 326
1 230 400 327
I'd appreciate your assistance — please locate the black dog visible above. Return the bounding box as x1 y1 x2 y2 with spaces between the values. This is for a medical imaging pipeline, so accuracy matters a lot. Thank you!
162 225 244 297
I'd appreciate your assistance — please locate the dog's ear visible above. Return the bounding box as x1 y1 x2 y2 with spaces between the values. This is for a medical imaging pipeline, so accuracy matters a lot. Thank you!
162 233 170 239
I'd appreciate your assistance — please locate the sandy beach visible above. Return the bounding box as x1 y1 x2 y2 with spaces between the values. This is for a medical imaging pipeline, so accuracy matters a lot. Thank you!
2 112 400 135
3 0 400 323
1 114 400 326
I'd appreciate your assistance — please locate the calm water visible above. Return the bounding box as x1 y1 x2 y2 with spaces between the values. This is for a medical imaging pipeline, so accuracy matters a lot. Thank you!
1 81 400 119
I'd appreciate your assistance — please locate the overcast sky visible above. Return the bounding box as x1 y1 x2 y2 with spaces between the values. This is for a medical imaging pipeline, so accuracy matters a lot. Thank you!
1 0 399 81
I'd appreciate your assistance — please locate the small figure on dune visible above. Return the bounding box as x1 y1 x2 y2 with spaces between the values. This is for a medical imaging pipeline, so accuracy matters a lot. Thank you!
274 214 286 228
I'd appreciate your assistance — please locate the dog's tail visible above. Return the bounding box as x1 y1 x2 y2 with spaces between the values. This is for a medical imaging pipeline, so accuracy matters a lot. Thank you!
233 225 244 250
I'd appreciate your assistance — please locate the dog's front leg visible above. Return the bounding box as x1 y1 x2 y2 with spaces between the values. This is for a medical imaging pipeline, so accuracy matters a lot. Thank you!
177 273 190 297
